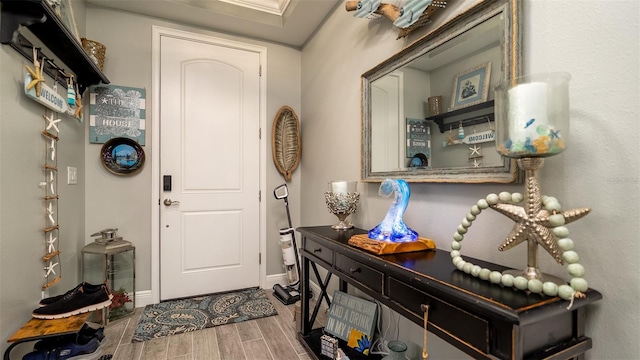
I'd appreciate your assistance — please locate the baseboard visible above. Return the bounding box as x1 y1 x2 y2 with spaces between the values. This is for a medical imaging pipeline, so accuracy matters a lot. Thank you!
265 273 289 290
134 290 153 308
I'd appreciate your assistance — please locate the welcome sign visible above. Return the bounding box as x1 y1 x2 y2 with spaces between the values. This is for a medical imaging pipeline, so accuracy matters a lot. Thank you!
24 73 67 113
325 291 377 353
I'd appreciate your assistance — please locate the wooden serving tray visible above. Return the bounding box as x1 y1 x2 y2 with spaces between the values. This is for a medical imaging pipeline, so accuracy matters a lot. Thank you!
348 234 436 255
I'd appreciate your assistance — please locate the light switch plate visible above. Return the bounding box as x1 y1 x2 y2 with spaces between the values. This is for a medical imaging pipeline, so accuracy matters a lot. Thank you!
67 167 77 185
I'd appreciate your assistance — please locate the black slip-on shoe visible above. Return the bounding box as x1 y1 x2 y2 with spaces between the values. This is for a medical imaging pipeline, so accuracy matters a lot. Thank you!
32 284 112 320
39 282 106 307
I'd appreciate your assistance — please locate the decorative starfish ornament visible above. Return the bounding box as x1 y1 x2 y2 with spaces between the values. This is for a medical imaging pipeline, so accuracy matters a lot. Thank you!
49 170 55 195
50 138 56 161
45 113 62 133
446 126 455 145
472 159 481 168
47 202 56 225
74 89 83 119
490 158 591 264
26 54 45 97
44 261 59 277
469 145 481 156
47 233 58 253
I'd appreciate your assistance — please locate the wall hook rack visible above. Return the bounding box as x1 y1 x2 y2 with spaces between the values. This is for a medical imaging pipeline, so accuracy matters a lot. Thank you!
12 33 69 89
0 0 109 94
426 100 495 133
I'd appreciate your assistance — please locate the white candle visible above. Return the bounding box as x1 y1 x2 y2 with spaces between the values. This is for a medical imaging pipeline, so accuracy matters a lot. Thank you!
507 82 549 145
331 181 348 194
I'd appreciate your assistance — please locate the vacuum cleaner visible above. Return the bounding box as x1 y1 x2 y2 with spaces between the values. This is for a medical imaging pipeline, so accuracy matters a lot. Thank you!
273 184 302 305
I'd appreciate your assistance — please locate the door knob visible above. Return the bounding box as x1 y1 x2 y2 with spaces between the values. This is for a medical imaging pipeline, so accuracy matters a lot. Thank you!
163 198 180 206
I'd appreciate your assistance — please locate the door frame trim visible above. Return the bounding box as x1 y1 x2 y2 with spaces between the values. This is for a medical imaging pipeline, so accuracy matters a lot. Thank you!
151 25 267 304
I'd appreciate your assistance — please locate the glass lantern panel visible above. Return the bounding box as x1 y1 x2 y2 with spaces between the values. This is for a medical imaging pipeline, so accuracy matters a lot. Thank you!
109 249 135 320
82 252 108 285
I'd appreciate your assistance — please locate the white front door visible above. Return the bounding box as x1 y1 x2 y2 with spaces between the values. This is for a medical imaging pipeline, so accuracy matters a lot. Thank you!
159 33 261 300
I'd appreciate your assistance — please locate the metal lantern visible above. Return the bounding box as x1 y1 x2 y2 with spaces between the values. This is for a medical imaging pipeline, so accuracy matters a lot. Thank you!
82 228 135 321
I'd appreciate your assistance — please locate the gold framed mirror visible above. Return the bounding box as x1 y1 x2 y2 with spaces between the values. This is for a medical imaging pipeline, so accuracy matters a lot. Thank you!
361 0 522 183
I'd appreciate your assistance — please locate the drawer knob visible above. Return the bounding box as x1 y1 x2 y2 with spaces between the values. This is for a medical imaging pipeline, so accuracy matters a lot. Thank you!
349 267 361 274
313 248 322 253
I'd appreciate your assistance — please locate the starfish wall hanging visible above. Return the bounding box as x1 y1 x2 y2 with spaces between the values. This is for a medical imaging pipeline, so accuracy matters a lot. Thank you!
44 261 59 277
74 92 83 119
44 113 62 133
42 108 62 290
25 50 45 97
469 136 483 167
47 233 57 253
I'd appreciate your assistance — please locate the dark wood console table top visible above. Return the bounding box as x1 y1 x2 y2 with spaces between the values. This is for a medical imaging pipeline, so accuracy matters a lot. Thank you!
297 226 602 360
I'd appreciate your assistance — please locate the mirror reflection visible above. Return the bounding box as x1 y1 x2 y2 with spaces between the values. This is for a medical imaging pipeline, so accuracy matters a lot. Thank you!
363 0 521 183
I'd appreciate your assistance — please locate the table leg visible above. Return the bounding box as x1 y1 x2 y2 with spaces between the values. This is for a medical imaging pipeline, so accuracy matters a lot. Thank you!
309 263 332 328
301 254 311 335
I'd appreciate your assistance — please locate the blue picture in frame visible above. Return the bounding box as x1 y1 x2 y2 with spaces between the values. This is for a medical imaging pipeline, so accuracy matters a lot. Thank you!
450 62 492 111
100 137 145 176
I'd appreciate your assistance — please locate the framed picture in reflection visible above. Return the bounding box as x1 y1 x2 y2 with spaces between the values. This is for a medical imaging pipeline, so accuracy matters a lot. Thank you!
450 62 491 111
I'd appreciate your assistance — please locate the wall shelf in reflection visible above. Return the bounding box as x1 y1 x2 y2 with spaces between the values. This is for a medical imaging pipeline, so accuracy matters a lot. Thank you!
426 100 494 133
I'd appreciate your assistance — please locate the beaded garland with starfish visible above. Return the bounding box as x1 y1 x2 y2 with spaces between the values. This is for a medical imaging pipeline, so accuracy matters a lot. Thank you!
451 192 590 302
451 158 592 303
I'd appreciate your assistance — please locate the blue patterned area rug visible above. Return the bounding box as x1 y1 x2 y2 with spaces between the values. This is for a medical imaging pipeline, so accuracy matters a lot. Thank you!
132 287 278 342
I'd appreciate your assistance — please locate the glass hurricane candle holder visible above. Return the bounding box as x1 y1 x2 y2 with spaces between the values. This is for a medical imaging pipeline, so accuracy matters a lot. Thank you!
494 72 571 158
465 72 594 290
324 181 359 230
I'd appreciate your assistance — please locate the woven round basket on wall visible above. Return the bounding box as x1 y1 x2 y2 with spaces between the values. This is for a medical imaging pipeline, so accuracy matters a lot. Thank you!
81 38 106 71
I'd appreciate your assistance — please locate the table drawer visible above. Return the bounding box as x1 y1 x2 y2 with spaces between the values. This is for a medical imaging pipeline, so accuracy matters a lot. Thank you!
335 253 383 293
388 277 489 354
304 238 333 265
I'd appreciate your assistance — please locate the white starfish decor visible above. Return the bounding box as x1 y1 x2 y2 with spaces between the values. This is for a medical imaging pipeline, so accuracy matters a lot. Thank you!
50 138 56 161
44 113 62 133
49 170 55 195
46 202 56 225
47 233 58 253
469 145 481 156
44 261 59 277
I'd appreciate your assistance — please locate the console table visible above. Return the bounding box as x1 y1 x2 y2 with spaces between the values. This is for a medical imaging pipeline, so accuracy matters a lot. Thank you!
297 226 602 360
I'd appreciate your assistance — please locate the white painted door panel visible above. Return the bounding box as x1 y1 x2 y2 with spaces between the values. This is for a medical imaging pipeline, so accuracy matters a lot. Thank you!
160 35 260 300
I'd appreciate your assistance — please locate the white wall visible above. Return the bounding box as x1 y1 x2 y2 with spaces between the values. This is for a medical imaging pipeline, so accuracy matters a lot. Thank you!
301 0 639 359
0 31 87 360
0 1 89 355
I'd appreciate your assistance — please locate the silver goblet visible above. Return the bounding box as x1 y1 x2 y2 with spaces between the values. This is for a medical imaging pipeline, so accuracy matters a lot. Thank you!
324 181 359 230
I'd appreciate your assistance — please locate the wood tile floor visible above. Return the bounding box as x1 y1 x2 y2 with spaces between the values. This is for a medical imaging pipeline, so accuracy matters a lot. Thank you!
96 290 327 360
